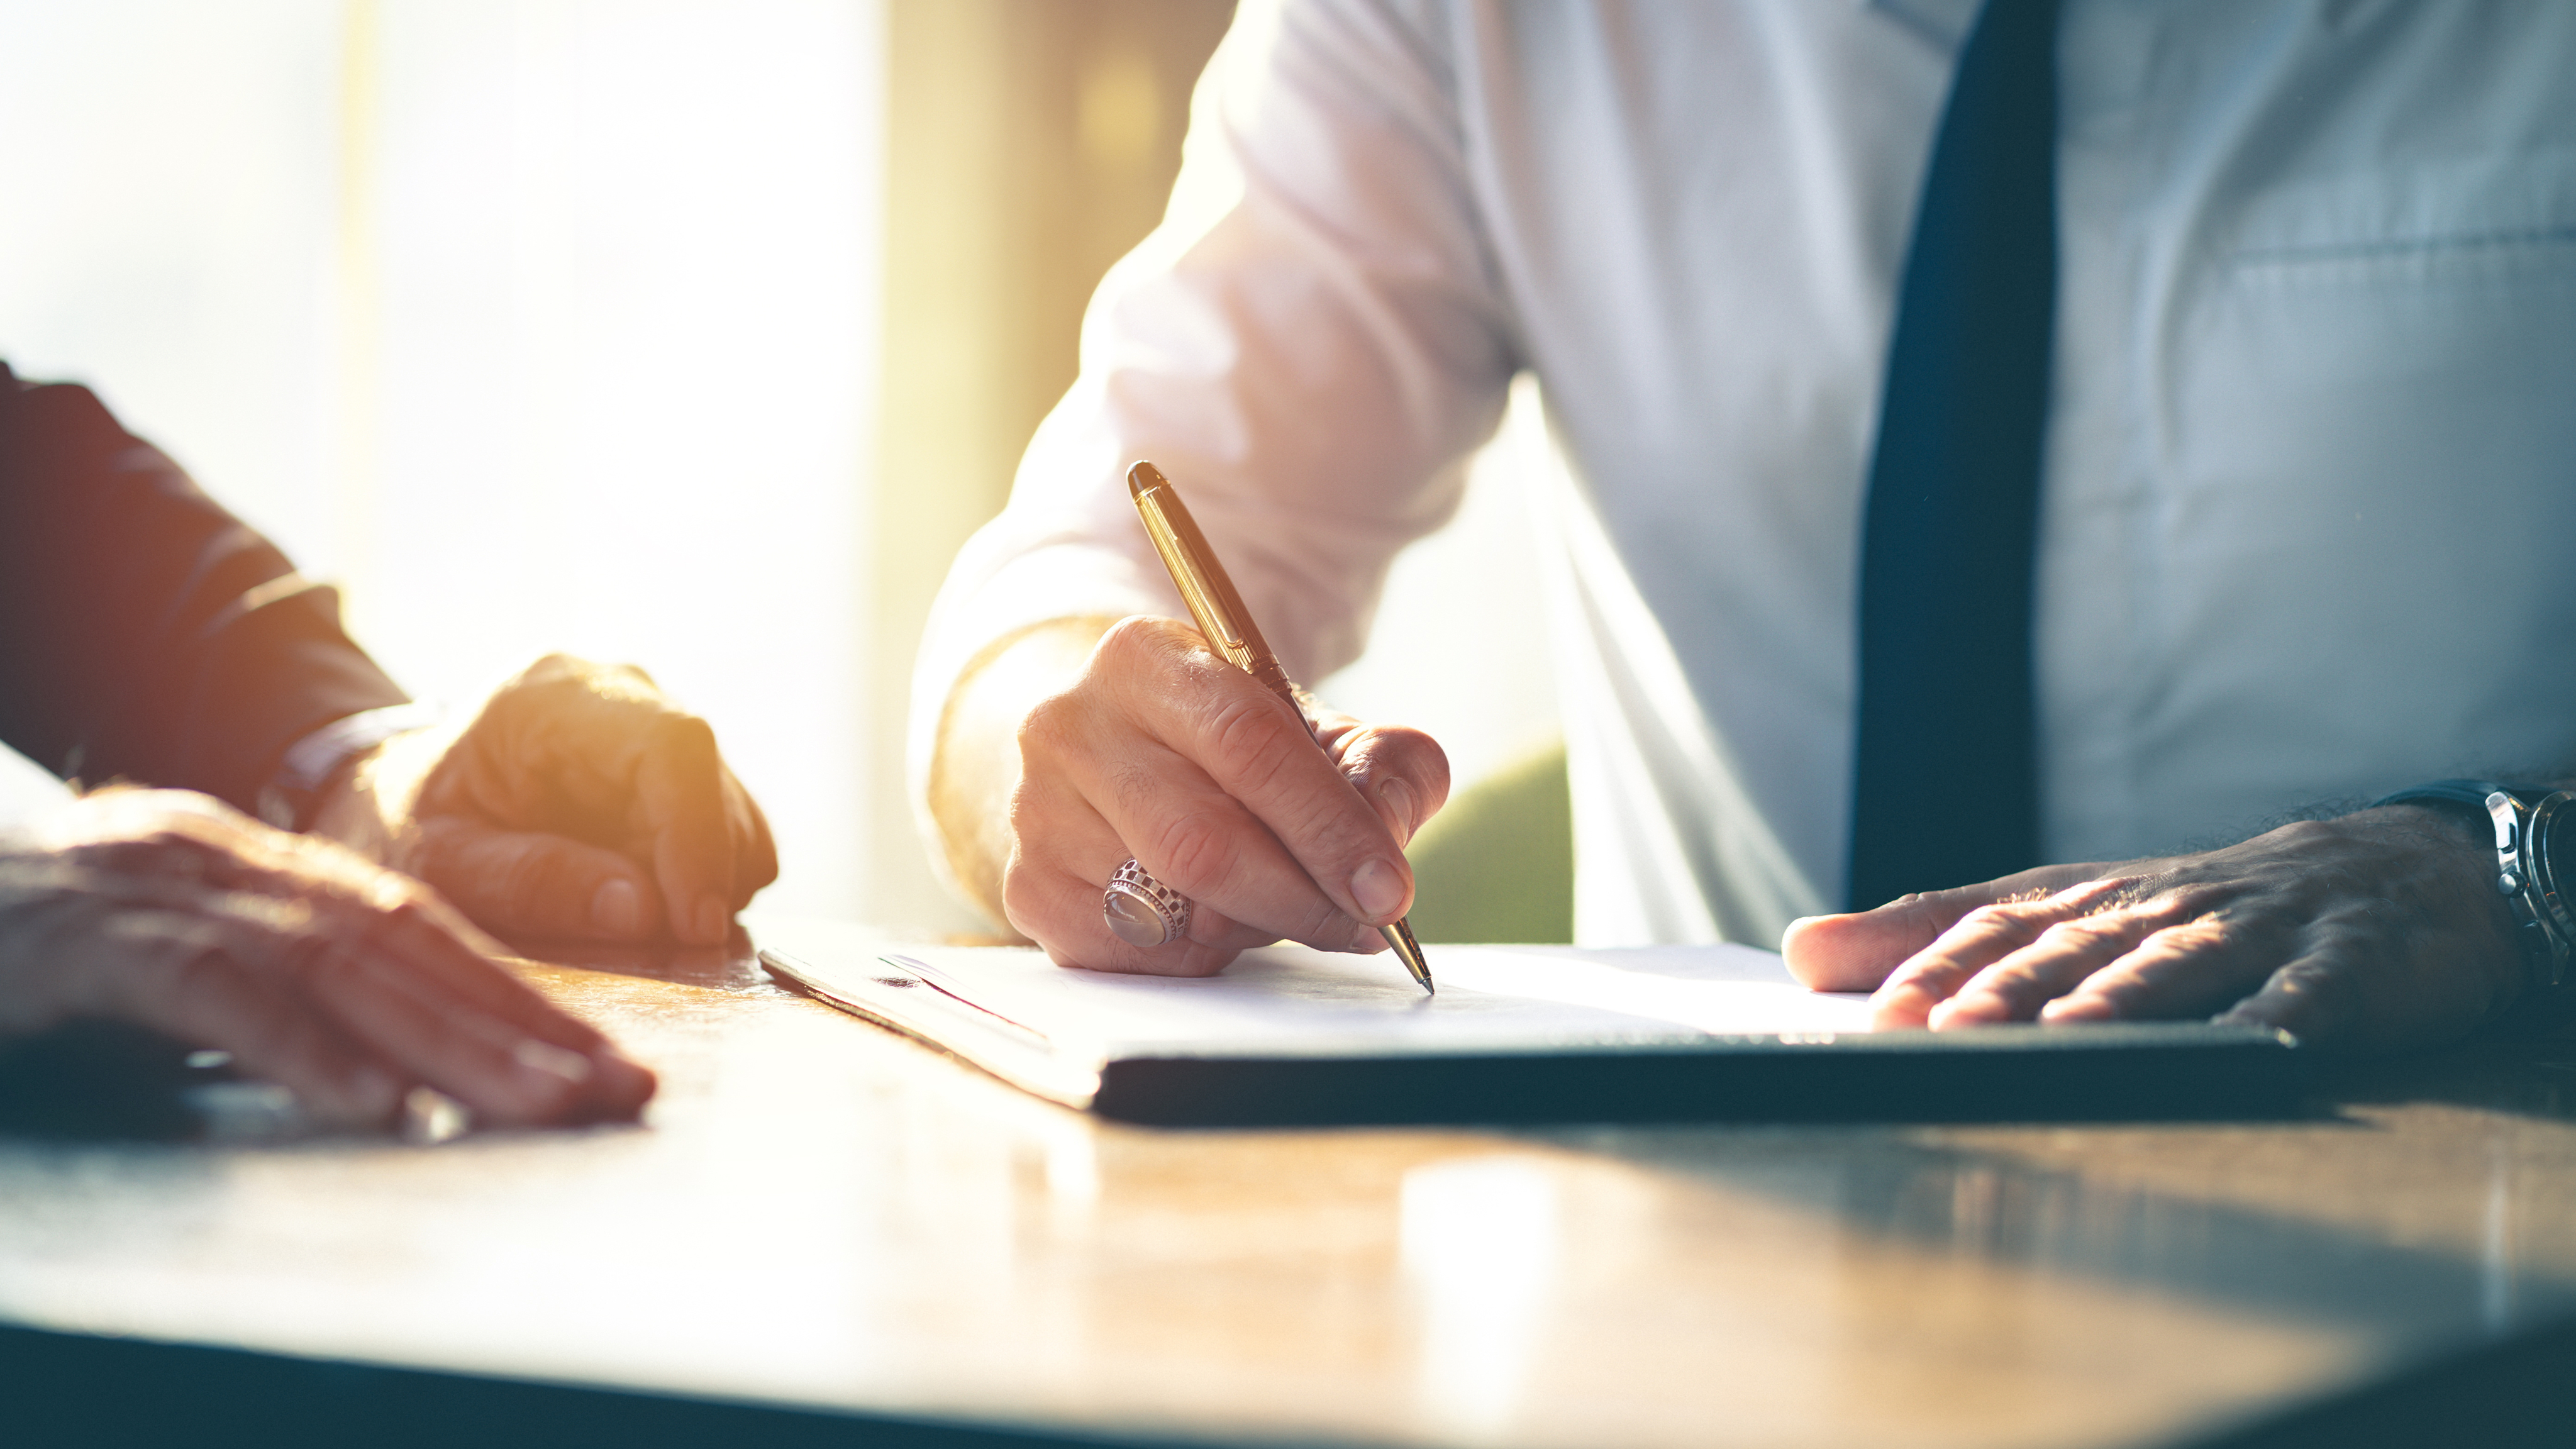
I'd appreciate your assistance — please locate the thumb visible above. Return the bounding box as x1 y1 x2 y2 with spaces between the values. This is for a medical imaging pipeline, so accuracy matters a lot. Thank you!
1781 863 2104 992
406 818 667 943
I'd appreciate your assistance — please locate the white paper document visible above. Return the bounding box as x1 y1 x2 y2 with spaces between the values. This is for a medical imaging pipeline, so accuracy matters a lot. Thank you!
759 921 1873 1062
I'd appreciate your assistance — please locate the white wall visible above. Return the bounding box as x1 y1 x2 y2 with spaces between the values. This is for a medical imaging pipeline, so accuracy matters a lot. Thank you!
0 1 885 919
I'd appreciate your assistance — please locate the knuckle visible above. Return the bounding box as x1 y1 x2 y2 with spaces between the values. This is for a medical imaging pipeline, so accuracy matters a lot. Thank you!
1147 810 1241 897
1202 691 1299 774
1094 614 1189 675
2150 914 2236 957
1375 726 1452 791
647 709 719 764
2257 956 2352 1020
1959 902 2041 942
1099 755 1165 819
1017 689 1086 763
2036 916 2119 952
1289 899 1362 951
1094 613 1157 654
1979 958 2058 994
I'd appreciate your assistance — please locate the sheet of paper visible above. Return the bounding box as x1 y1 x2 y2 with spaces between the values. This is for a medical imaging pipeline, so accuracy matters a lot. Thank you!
883 940 1876 1056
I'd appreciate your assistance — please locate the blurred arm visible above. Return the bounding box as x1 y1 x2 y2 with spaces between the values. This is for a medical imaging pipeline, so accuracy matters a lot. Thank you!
0 361 407 809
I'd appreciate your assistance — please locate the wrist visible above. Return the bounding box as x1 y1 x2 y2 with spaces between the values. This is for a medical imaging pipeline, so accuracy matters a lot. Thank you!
2372 780 2576 1036
304 716 458 865
928 616 1115 926
258 702 446 835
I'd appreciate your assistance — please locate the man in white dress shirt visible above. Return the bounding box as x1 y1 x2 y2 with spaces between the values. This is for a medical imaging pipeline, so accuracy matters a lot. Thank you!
914 0 2576 1052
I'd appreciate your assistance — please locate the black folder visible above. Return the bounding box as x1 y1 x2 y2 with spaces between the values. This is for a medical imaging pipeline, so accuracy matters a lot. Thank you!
755 919 2304 1126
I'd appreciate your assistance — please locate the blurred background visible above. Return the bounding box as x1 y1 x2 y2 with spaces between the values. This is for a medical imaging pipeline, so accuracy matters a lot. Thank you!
0 0 1565 940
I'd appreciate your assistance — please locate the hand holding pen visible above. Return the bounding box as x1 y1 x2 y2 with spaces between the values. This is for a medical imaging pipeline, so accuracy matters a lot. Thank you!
944 464 1449 982
1118 462 1435 991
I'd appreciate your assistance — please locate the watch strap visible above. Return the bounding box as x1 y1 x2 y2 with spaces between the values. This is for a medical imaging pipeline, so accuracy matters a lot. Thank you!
2370 777 2543 815
2376 778 2576 1037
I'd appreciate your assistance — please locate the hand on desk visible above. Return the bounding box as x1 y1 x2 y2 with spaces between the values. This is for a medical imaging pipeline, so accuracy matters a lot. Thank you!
0 790 654 1126
1782 806 2526 1053
936 616 1446 974
321 654 778 948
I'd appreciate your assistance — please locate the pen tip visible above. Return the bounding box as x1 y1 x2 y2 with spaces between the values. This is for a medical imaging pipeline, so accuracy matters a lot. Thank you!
1382 919 1433 994
1126 460 1165 497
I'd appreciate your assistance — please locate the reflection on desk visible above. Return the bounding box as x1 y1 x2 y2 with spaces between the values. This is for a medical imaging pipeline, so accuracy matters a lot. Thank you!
1 922 2572 1448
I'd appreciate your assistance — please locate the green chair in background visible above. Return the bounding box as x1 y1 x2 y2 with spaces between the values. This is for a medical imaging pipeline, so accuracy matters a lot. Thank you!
1401 739 1573 944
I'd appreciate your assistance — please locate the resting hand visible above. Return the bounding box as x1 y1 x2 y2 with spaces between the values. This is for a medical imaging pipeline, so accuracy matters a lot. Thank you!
1780 806 2528 1053
323 655 777 947
0 790 655 1126
936 616 1448 975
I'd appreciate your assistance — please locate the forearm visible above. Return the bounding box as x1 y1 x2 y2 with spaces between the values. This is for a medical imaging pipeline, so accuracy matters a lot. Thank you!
926 616 1118 929
0 365 406 808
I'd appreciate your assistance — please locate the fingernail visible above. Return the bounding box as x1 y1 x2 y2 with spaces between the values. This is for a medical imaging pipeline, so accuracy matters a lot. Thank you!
510 1039 592 1114
591 877 643 936
591 1050 657 1114
1350 857 1406 921
514 1038 594 1085
1377 777 1418 844
693 894 730 945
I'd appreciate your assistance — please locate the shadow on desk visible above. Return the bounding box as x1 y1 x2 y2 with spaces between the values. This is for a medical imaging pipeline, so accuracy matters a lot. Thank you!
4 1312 2572 1449
0 1323 1170 1449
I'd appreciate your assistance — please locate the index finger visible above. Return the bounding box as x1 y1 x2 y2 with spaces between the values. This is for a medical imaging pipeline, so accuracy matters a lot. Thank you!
631 711 738 945
1780 860 2112 991
1867 877 2140 1027
315 890 657 1120
1108 628 1415 929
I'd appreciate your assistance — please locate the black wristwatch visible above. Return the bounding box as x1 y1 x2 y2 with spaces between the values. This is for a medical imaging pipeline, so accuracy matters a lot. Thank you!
2373 779 2576 1036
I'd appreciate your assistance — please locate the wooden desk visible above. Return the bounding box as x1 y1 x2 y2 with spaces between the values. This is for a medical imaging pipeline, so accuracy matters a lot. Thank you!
3 926 2573 1448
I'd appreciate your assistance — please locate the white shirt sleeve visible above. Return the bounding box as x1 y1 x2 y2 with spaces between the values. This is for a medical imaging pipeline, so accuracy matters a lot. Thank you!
907 0 1523 826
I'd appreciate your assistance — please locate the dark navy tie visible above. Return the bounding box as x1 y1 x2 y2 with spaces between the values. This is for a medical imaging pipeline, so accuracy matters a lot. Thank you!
1845 0 2062 911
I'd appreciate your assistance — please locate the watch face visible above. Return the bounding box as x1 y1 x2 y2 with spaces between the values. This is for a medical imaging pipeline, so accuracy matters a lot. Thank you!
2527 792 2576 935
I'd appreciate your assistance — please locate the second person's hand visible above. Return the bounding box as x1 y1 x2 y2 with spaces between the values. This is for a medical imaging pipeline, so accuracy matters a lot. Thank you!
0 789 655 1128
318 654 778 948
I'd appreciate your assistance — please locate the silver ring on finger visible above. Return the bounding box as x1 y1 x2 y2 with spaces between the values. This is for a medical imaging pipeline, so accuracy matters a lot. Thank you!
1103 858 1192 948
